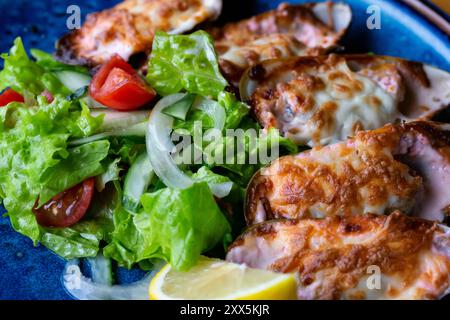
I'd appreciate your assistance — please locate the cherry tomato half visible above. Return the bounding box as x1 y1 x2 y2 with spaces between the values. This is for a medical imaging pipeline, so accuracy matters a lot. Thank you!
33 178 95 228
89 54 156 111
0 88 24 106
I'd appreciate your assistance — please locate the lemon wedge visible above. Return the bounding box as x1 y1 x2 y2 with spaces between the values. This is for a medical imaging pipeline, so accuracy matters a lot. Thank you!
149 256 297 300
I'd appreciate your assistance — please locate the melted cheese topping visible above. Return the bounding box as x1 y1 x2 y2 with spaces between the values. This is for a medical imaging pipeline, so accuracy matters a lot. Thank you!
210 3 351 85
246 132 422 224
58 0 221 64
247 121 450 225
227 212 450 300
210 3 350 48
217 35 326 85
218 34 324 69
250 56 400 147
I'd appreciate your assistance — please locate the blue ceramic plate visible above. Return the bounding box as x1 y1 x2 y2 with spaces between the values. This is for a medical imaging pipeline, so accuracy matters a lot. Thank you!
0 0 449 300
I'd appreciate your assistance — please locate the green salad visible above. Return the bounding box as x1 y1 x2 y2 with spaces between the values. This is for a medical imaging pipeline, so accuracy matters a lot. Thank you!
0 31 297 273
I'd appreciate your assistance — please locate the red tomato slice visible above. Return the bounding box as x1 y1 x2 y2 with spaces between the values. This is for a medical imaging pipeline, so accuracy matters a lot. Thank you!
33 178 95 228
89 54 156 111
0 88 24 106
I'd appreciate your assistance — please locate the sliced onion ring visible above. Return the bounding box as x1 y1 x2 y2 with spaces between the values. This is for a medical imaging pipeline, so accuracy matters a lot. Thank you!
62 260 163 300
146 93 232 198
209 181 233 198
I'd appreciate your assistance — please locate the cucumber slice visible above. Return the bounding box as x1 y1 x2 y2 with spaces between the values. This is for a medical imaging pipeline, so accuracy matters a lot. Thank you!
83 96 108 109
91 110 151 132
123 151 154 211
69 122 147 146
87 253 113 286
67 86 88 101
54 70 91 92
162 93 195 120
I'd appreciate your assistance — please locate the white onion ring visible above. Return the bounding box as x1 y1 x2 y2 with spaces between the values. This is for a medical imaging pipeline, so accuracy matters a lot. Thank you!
62 260 164 300
146 93 232 198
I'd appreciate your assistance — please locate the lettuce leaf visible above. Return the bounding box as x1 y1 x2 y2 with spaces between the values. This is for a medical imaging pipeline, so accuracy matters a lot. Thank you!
205 126 299 187
219 92 250 129
104 182 231 271
192 167 232 185
0 98 107 253
173 91 249 135
30 49 89 74
38 140 110 206
95 158 122 192
40 223 104 259
0 37 70 96
147 31 228 98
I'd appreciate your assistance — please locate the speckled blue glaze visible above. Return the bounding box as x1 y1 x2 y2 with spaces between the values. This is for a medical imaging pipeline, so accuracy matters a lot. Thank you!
0 0 449 300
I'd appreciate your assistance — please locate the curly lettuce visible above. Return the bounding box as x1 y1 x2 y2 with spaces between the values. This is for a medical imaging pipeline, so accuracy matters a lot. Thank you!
0 38 70 96
0 31 300 271
104 182 231 271
0 98 108 257
147 31 228 98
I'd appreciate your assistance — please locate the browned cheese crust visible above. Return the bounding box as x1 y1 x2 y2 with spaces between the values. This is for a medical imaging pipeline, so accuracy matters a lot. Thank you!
209 2 351 85
57 0 218 65
246 121 450 224
241 54 450 146
227 212 450 299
